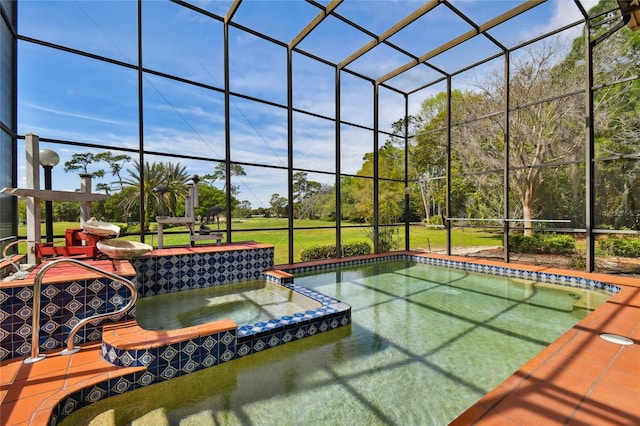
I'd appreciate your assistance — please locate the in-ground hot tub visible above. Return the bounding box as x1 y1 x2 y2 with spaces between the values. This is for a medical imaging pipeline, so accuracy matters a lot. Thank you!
134 279 322 330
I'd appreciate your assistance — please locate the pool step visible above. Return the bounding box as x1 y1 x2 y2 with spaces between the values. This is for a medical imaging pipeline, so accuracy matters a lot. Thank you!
88 407 218 425
88 409 116 426
88 408 170 426
180 410 218 424
131 408 170 426
100 319 237 367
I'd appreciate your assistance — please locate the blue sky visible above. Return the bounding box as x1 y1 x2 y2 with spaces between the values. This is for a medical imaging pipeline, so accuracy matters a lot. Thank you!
15 0 598 210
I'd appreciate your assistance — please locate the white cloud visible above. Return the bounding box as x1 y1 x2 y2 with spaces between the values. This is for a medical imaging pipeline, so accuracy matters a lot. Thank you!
521 0 599 42
20 102 127 126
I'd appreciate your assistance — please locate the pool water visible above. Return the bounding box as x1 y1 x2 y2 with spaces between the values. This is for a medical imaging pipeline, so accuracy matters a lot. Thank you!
62 260 610 425
135 280 322 330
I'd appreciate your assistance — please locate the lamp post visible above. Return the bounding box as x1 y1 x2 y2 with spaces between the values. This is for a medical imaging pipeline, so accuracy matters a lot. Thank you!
39 149 60 243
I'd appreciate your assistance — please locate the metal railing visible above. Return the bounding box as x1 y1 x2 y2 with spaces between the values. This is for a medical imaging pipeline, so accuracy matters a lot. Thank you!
24 258 137 364
2 239 32 280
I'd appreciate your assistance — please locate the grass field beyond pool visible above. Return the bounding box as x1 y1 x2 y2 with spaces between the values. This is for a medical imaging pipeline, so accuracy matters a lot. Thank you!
18 218 503 264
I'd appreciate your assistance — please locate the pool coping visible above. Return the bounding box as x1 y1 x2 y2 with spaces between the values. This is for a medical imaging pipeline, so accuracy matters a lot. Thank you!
275 251 623 295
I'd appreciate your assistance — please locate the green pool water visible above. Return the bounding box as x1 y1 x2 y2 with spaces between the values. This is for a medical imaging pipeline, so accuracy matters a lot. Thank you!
62 260 610 425
135 280 322 330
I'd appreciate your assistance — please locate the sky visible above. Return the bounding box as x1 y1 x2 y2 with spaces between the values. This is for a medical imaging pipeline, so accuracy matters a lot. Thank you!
14 0 600 211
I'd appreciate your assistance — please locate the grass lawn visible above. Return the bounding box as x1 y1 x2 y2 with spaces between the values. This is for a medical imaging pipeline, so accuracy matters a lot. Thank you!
18 218 503 264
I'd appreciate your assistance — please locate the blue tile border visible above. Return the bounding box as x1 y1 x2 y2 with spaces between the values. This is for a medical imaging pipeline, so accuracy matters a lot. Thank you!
280 253 622 295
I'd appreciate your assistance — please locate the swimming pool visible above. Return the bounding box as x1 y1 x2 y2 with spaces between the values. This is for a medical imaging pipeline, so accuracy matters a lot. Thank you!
61 259 612 425
135 280 322 330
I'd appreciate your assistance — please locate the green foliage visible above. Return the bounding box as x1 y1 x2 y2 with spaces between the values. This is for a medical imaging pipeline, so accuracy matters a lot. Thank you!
234 200 253 218
17 200 26 224
126 223 142 234
195 184 226 217
300 241 372 261
119 161 191 229
269 193 288 218
291 172 328 220
598 235 640 257
93 152 132 192
377 226 400 253
63 152 99 175
54 201 81 222
342 241 372 257
94 189 134 223
201 162 246 197
343 143 410 224
570 249 587 270
509 233 576 255
408 24 640 233
300 244 336 261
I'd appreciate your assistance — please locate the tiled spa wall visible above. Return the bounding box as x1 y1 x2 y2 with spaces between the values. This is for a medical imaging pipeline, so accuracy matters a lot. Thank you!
130 246 275 298
0 273 137 361
0 245 277 361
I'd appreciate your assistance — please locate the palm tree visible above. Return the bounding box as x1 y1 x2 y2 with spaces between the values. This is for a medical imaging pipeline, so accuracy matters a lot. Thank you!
162 162 191 215
119 161 190 229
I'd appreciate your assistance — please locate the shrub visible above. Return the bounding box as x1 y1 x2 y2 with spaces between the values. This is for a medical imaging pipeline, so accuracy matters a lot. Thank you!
300 241 372 261
342 241 372 257
125 223 142 234
543 234 576 254
377 227 400 253
510 233 576 255
598 235 640 257
570 249 587 270
300 245 336 261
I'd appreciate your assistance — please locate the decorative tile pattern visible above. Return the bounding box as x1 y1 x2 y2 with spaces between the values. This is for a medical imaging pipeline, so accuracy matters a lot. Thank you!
281 254 622 296
0 276 136 361
132 246 275 297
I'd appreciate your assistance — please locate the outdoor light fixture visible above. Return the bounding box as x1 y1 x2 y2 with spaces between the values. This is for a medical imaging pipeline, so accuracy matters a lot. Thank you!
39 149 60 243
39 149 60 168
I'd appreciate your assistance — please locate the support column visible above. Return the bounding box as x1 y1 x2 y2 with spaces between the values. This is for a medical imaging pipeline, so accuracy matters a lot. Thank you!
79 174 93 222
503 51 511 263
25 134 41 265
445 77 452 256
585 25 596 272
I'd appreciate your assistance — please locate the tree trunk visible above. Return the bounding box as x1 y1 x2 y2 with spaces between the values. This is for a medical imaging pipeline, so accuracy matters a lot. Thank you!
522 186 534 237
419 177 430 222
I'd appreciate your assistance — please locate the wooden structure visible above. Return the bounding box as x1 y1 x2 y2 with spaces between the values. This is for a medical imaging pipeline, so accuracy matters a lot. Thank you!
156 181 223 249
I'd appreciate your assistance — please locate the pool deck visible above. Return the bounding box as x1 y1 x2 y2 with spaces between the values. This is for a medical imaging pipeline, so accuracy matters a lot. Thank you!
1 250 638 425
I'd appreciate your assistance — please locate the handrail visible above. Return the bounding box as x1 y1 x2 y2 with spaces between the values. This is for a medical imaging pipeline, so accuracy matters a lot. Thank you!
24 258 137 364
2 240 32 279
